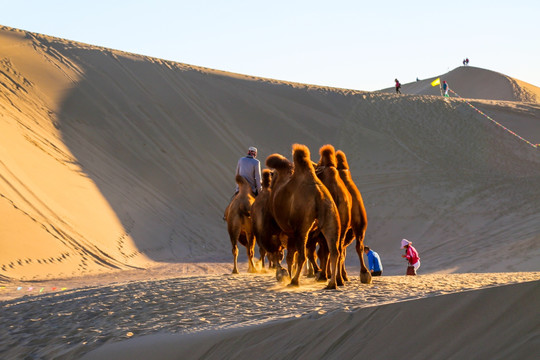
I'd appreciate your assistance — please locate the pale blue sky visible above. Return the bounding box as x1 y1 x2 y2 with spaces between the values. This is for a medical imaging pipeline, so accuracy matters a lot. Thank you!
2 0 539 90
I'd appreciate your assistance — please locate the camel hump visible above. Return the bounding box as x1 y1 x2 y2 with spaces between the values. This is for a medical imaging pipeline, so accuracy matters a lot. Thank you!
261 169 272 189
235 174 249 187
266 153 291 171
319 144 337 167
336 150 350 170
292 143 312 169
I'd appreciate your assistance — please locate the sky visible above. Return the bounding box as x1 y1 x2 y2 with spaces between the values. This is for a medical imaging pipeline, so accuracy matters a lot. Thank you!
2 0 539 91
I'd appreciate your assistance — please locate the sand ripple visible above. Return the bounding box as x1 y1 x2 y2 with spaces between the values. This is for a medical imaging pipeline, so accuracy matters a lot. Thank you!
1 272 539 359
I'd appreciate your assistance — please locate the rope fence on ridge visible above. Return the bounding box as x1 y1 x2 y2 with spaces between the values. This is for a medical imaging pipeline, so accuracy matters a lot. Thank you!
448 88 538 149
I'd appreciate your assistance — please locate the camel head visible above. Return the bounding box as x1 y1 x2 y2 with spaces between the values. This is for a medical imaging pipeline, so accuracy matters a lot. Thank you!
318 144 337 168
336 150 350 171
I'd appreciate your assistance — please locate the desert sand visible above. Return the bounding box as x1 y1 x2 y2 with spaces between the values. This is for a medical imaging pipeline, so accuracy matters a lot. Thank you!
1 25 539 359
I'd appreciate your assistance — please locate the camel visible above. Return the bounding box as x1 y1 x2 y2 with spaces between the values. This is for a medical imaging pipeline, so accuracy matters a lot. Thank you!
307 144 352 286
266 144 341 290
336 150 371 284
251 169 288 276
224 175 257 274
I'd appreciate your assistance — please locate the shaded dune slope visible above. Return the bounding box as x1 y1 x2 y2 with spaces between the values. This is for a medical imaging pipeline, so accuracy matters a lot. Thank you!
0 26 539 280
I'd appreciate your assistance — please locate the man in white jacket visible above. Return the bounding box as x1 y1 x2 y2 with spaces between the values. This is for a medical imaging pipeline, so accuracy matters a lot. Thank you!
235 146 262 196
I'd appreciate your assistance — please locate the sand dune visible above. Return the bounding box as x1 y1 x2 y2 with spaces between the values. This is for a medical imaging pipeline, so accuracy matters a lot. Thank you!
0 24 539 359
1 25 538 282
383 66 540 104
1 272 538 359
80 277 540 360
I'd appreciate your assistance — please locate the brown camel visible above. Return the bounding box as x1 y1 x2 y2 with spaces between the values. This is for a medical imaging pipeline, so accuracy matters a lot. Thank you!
266 144 341 290
307 144 352 286
336 150 371 284
251 169 288 276
224 174 257 274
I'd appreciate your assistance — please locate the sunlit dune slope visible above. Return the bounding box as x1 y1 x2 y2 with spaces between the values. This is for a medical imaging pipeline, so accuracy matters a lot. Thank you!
0 25 539 280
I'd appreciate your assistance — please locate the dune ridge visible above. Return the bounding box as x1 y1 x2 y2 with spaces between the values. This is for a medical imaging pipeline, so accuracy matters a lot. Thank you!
383 66 540 104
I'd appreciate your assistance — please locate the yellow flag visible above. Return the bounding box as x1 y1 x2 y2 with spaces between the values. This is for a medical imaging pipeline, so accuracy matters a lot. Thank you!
431 78 441 87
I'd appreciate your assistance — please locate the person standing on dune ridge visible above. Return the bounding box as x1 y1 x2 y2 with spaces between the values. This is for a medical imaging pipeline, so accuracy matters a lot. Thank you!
442 80 449 97
395 78 401 94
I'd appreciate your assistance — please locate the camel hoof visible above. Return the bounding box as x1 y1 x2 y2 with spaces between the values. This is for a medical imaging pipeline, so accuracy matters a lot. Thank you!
232 269 239 274
276 268 289 282
315 272 327 282
360 271 372 284
288 278 300 287
325 282 337 290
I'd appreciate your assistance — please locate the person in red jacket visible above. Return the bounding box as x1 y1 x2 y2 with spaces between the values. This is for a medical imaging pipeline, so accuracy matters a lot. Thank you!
401 239 420 275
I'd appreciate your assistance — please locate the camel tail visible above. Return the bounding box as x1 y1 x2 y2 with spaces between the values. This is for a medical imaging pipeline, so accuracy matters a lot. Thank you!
266 154 291 171
261 169 272 189
319 144 336 167
292 143 312 170
336 150 350 170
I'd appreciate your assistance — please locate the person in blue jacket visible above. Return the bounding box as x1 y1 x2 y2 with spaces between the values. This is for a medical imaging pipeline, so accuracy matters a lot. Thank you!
443 80 449 97
364 246 383 276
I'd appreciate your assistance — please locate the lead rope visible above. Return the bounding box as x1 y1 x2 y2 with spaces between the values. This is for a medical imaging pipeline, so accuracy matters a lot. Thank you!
448 89 538 149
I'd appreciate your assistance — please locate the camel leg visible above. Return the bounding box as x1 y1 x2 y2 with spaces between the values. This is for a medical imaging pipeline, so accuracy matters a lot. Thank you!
231 243 239 274
305 261 314 277
335 237 345 287
356 237 372 284
326 243 339 290
286 246 296 280
247 233 257 273
229 227 240 274
323 231 339 290
341 246 349 282
273 249 288 281
317 240 329 282
277 248 284 267
341 230 354 282
258 246 266 271
306 238 320 278
289 235 307 287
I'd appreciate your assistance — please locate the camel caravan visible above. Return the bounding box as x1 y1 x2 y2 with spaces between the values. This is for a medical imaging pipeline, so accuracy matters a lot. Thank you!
223 144 370 290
